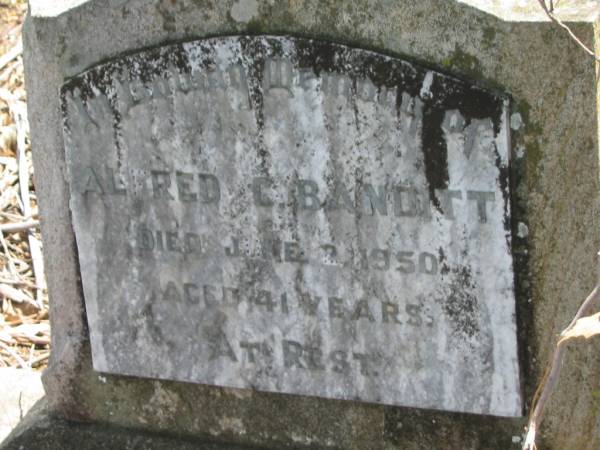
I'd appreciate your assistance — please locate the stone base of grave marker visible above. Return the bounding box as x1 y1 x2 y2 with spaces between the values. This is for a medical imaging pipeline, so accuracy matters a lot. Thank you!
1 398 258 450
11 1 600 449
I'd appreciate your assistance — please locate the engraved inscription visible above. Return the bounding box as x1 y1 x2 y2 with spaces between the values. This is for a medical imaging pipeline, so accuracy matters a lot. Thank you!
62 36 521 417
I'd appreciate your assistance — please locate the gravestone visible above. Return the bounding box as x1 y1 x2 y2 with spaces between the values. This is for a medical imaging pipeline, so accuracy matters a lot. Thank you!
10 0 600 449
62 35 520 417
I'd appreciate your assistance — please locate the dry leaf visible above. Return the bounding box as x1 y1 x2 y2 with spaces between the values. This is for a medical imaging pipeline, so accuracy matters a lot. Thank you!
559 312 600 344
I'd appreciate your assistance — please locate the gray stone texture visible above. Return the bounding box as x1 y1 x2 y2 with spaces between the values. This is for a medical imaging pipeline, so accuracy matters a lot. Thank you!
1 398 262 450
61 35 519 416
22 0 600 449
0 369 44 443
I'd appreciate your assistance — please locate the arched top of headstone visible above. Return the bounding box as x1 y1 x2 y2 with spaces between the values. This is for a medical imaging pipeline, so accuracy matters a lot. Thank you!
62 35 509 212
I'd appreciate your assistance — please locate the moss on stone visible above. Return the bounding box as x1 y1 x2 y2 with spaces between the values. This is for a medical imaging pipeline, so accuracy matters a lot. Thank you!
441 45 483 77
482 26 496 48
383 406 524 450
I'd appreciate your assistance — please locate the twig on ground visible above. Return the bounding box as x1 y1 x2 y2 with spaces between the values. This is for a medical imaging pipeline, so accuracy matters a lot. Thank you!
26 342 33 367
0 330 16 344
0 38 21 72
1 88 45 310
0 282 34 305
0 219 39 233
0 86 15 104
0 211 36 221
0 276 42 289
0 230 17 277
0 339 27 369
27 351 49 367
0 59 20 85
28 236 44 309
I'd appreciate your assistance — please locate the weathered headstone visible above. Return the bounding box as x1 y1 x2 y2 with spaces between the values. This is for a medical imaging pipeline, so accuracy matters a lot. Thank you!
62 36 520 416
11 1 600 449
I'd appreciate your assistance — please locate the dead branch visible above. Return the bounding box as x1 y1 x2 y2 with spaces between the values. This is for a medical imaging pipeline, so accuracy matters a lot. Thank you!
536 0 599 61
27 351 49 367
0 230 18 277
0 219 39 233
0 276 42 290
0 38 21 72
523 285 600 450
0 339 27 369
1 85 45 310
0 281 35 305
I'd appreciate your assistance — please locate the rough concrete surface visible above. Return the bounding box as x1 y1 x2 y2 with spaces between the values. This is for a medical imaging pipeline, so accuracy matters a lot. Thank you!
0 369 44 444
1 398 263 450
22 0 600 449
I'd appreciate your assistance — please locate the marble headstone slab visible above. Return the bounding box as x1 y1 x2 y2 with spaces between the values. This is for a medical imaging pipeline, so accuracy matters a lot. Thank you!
61 36 521 417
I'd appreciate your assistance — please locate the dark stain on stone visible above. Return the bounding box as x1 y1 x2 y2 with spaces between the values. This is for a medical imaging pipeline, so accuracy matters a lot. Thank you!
421 106 448 209
145 299 166 345
492 139 512 237
506 102 534 415
292 37 506 210
239 36 270 174
384 405 522 449
444 265 480 339
421 76 504 209
438 247 450 275
62 37 507 209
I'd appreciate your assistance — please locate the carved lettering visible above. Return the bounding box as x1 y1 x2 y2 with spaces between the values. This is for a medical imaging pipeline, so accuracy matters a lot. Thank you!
252 177 274 207
362 184 387 216
467 190 496 223
297 179 320 210
63 36 517 415
210 332 238 362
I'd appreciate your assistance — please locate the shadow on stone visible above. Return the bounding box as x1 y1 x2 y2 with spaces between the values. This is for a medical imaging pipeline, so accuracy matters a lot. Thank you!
0 397 264 450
